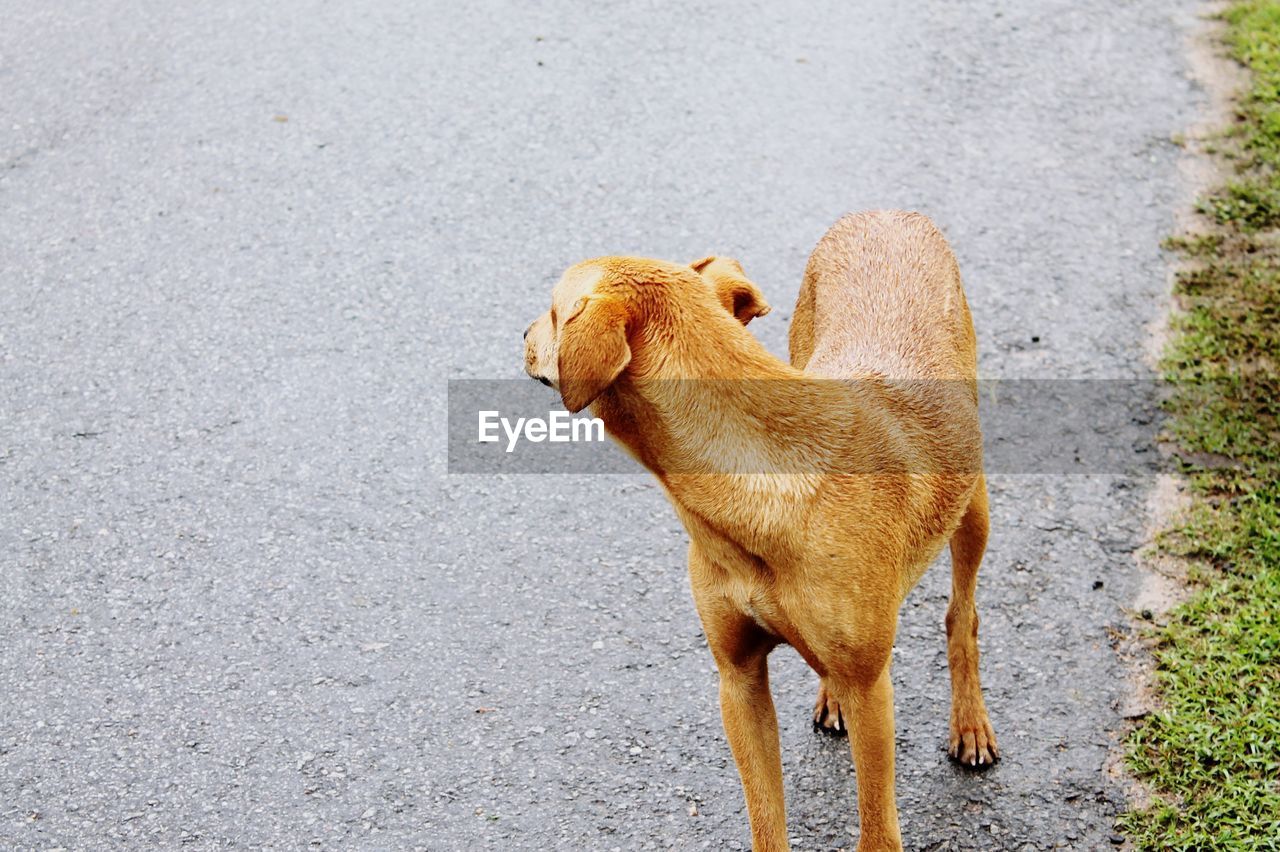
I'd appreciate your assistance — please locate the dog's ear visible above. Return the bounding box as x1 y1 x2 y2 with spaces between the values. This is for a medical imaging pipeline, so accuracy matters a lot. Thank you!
557 296 631 413
690 256 772 325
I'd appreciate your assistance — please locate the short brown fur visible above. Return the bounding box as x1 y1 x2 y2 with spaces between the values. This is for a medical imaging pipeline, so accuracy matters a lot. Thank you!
523 211 997 851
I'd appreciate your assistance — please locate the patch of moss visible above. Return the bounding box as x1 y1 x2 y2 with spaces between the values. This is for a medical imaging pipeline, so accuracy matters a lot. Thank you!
1121 3 1280 848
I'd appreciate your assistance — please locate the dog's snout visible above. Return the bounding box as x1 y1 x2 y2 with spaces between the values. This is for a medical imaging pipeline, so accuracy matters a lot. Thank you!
523 323 532 341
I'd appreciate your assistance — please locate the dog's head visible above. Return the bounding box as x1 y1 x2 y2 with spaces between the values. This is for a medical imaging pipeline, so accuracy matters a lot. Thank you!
523 256 769 413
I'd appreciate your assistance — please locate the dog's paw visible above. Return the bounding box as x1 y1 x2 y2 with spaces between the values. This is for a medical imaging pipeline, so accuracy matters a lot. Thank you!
811 679 847 736
948 708 998 768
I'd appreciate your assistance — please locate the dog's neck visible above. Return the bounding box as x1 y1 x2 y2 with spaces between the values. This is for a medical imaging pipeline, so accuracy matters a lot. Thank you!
589 299 877 552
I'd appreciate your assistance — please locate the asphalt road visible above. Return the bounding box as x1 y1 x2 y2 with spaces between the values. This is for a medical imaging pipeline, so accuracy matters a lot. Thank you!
2 2 1201 849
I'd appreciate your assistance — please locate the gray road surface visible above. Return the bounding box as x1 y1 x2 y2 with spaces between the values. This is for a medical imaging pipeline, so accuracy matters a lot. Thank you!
2 1 1201 849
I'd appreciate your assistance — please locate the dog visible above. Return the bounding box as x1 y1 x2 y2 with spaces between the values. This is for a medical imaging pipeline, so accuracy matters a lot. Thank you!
523 211 996 851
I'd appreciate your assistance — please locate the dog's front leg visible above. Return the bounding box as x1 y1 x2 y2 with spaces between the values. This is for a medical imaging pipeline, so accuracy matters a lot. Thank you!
717 647 786 851
833 666 903 852
689 550 787 851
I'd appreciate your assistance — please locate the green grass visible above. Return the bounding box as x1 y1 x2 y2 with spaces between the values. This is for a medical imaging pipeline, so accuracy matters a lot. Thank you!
1119 3 1280 849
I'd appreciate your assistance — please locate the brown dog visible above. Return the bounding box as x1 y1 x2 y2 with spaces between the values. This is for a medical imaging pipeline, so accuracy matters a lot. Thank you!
523 211 996 851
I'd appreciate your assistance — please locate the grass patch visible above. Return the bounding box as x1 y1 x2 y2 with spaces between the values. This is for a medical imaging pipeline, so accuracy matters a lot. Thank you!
1120 2 1280 848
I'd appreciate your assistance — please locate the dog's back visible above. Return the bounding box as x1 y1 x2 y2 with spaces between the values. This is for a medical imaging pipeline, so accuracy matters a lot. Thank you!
789 211 977 384
790 211 982 484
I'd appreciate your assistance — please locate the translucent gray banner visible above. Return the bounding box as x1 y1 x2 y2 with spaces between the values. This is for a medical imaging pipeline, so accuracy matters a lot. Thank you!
446 379 1195 475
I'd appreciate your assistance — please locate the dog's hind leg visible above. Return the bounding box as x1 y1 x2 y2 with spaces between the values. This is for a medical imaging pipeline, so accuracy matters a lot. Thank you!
945 475 998 766
812 676 848 733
